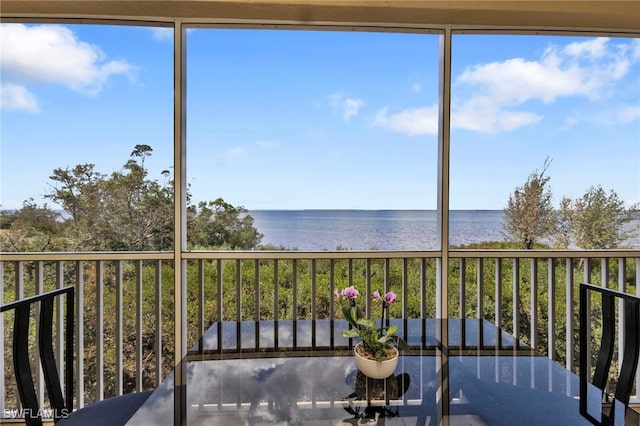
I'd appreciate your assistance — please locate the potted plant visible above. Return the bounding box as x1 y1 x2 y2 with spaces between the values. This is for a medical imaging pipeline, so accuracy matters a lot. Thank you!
335 286 409 379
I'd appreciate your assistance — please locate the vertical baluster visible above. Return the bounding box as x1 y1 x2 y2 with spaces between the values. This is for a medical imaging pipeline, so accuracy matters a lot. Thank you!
198 260 205 352
601 258 609 288
75 261 84 408
459 258 466 319
328 259 334 349
384 258 390 294
421 258 427 319
495 258 502 334
311 259 316 349
436 258 445 320
115 260 123 396
197 261 205 412
295 258 302 346
548 258 556 361
495 258 502 382
531 258 539 389
402 258 408 343
584 258 591 283
477 258 484 347
236 259 242 351
154 260 162 386
548 258 556 394
459 258 467 347
95 260 104 401
135 260 143 392
255 259 261 350
477 258 484 320
530 258 538 351
365 259 371 318
565 258 574 373
617 258 626 376
35 261 44 406
55 261 65 397
14 257 24 410
292 259 297 321
216 259 223 353
273 259 279 322
513 258 520 345
583 258 592 376
15 261 24 300
384 258 390 330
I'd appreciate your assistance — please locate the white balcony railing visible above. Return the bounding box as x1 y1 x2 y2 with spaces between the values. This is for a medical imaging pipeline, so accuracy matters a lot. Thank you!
1 249 639 415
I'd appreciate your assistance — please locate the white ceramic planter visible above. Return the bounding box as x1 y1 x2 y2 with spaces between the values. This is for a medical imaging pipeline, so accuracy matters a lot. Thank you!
354 343 398 379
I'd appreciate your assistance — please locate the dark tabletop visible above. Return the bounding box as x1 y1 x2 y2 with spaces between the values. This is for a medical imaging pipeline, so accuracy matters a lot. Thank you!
127 319 637 425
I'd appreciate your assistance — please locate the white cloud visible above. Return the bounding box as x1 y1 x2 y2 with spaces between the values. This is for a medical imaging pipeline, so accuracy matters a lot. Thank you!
0 24 136 111
452 96 543 133
371 105 439 136
562 37 609 59
497 110 543 131
223 147 247 163
0 83 39 112
412 83 423 93
328 92 365 121
452 37 638 133
562 115 580 129
343 98 365 121
632 39 640 61
256 140 278 150
616 105 640 124
458 56 587 105
150 27 173 42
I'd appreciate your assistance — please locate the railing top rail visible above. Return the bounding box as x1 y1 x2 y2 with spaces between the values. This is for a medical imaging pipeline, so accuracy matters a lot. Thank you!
0 251 174 261
449 249 640 258
183 250 441 260
0 249 638 262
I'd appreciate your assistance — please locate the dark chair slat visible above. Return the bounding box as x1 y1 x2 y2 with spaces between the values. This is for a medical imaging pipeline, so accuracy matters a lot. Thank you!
39 296 66 420
615 299 640 406
65 288 75 413
14 303 42 426
593 292 615 391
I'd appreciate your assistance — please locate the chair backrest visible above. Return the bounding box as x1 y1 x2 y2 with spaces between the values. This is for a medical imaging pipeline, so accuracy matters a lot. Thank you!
579 282 640 425
1 287 74 426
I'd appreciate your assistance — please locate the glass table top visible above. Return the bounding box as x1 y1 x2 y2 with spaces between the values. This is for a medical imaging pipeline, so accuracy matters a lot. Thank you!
127 319 639 425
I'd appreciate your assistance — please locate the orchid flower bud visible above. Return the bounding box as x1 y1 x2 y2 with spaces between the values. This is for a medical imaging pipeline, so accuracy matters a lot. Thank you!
372 290 381 301
383 291 397 304
341 286 359 300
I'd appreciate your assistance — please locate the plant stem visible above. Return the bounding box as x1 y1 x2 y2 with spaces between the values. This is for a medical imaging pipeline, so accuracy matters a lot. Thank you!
379 302 386 336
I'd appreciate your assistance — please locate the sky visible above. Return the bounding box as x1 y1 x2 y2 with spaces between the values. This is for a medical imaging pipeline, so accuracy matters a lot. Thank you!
1 24 639 211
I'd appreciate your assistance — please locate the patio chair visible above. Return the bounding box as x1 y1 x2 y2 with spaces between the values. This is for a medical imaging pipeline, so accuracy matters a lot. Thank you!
579 282 640 425
1 287 152 426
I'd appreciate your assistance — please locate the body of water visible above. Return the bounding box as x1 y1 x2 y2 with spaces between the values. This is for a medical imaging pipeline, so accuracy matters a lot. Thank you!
249 210 506 251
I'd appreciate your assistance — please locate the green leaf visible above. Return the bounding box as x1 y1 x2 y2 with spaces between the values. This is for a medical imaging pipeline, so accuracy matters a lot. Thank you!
342 329 360 338
395 336 410 353
356 318 375 329
342 305 357 327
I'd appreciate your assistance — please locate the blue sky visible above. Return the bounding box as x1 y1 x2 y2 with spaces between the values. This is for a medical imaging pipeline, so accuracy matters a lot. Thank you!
1 24 639 211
